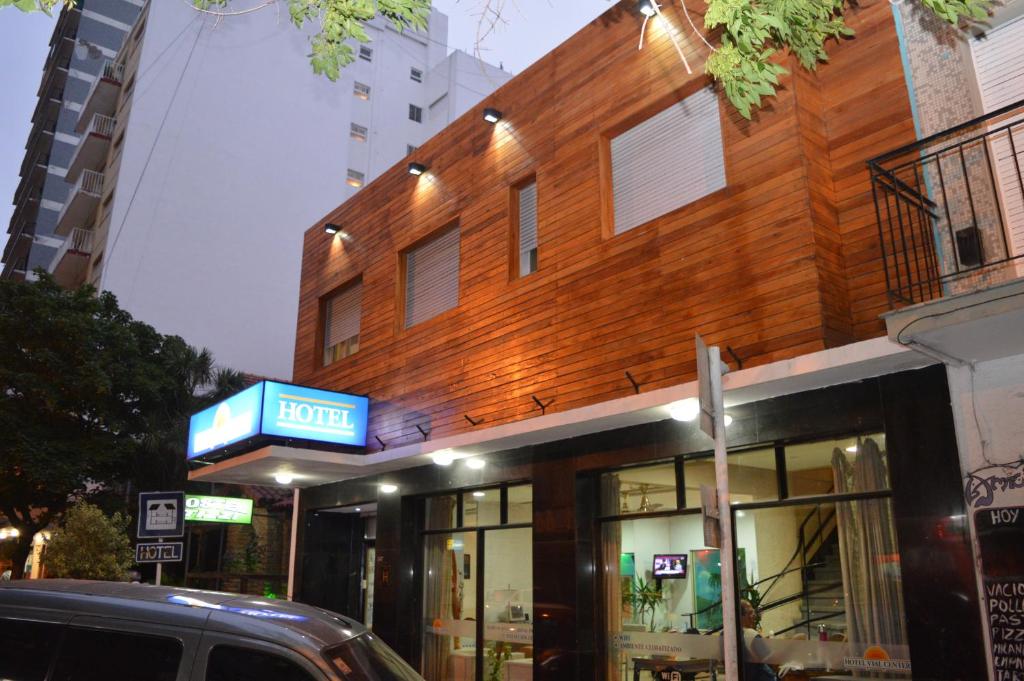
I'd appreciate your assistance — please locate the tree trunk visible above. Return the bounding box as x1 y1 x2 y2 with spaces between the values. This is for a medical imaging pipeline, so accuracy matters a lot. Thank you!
9 533 34 579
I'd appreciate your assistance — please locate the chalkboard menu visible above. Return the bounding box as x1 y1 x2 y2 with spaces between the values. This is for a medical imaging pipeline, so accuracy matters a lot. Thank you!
975 506 1024 679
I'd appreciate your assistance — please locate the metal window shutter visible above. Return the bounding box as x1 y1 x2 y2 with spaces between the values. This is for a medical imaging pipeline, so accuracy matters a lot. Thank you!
972 17 1024 256
610 87 726 235
405 226 460 327
518 181 538 273
325 282 362 348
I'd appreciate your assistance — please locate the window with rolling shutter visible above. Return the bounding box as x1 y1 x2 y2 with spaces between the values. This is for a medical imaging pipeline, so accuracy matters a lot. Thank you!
404 225 460 328
971 16 1024 258
323 281 362 365
609 87 725 235
515 180 538 277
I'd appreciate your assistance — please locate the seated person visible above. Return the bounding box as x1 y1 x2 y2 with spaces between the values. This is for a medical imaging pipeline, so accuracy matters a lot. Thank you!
740 600 779 681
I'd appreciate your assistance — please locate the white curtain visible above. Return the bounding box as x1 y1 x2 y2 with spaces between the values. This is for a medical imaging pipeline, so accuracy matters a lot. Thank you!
601 477 623 681
423 498 457 681
831 438 907 655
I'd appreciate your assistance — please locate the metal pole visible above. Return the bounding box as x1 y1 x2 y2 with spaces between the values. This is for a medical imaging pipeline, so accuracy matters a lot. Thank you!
155 538 163 586
287 487 300 601
710 345 739 681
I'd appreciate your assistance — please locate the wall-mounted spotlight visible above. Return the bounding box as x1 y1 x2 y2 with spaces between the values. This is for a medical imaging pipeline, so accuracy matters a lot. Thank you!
638 0 657 17
324 223 341 235
482 107 503 124
408 162 427 176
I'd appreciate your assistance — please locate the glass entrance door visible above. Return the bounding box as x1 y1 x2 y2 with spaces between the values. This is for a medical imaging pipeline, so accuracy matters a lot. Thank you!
421 485 533 681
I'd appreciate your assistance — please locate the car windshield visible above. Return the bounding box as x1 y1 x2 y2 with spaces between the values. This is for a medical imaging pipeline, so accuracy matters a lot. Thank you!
325 633 423 681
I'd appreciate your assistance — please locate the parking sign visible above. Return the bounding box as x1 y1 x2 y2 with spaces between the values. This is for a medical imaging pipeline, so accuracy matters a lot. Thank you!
137 491 185 538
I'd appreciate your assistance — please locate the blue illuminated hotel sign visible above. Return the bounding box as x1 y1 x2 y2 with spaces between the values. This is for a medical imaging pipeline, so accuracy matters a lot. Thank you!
187 381 369 460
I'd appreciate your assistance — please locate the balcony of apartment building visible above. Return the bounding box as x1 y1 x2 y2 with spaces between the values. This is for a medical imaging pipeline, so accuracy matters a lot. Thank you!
54 169 103 237
13 148 50 210
50 4 81 49
77 60 125 134
36 52 69 111
66 114 115 183
47 227 93 288
872 98 1024 364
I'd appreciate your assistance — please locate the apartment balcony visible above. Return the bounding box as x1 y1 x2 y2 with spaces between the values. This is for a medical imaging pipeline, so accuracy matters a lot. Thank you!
54 169 103 237
48 227 93 288
22 125 55 177
872 98 1024 364
66 114 115 183
8 188 41 244
42 34 74 78
77 60 125 133
36 61 68 103
51 5 81 47
30 82 63 129
14 149 50 208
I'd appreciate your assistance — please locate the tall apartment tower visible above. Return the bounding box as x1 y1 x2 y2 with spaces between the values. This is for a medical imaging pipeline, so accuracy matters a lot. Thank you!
2 0 143 282
4 0 511 380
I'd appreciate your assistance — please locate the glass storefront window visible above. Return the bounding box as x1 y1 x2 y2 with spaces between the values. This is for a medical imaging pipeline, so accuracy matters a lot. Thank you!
483 527 534 680
601 514 724 680
729 449 778 503
734 497 910 678
426 495 458 530
463 488 501 527
785 434 889 498
601 463 677 516
507 485 532 524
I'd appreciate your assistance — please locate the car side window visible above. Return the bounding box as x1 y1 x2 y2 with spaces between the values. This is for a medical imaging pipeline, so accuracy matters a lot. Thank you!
0 618 63 681
50 627 182 681
206 646 319 681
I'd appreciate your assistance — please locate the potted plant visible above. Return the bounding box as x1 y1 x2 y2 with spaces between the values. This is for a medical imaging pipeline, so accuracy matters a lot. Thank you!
623 577 665 632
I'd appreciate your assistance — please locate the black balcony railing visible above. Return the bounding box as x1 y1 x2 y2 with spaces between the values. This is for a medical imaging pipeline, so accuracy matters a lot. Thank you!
869 98 1024 306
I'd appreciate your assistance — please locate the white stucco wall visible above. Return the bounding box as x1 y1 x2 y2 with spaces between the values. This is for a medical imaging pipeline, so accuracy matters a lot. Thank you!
947 354 1024 681
98 3 508 379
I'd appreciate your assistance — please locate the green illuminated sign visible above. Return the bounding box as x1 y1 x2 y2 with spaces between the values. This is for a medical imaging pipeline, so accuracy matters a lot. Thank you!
184 495 253 524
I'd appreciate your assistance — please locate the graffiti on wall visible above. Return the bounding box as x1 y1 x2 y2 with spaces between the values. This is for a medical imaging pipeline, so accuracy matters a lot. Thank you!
965 460 1024 508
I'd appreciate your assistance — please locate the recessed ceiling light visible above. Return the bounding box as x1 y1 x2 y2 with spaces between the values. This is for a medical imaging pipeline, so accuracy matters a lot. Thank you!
274 471 294 485
465 458 485 470
355 507 361 512
845 445 858 453
380 483 398 494
431 449 455 466
408 162 426 176
472 491 485 498
723 414 733 427
668 398 699 422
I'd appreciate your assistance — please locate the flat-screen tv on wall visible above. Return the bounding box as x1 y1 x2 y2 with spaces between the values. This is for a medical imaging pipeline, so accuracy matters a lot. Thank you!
653 553 688 578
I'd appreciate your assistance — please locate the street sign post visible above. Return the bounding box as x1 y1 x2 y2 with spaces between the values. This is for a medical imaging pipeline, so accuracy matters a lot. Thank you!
695 333 739 681
135 542 183 564
137 491 185 586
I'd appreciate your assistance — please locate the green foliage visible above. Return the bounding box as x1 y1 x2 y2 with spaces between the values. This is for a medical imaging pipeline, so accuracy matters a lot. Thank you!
193 0 429 81
0 273 242 577
0 0 72 14
705 0 989 118
45 503 135 580
623 576 665 631
484 643 512 681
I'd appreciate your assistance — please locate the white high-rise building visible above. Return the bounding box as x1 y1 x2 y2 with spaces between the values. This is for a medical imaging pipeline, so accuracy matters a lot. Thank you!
41 0 511 379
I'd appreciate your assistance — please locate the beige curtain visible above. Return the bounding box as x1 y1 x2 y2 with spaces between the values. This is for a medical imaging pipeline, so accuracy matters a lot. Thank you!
423 498 457 681
831 438 908 658
601 476 623 681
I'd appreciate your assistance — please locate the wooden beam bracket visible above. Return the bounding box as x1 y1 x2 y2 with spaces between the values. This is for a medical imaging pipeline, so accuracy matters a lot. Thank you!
625 370 641 394
531 394 554 415
726 345 743 370
375 435 387 451
415 424 430 441
464 414 482 426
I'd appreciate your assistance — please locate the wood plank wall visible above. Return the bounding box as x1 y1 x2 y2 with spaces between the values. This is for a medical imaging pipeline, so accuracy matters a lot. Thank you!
293 0 915 449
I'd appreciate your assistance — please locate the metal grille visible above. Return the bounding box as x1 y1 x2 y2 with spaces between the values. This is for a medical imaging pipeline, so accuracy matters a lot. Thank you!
324 282 361 364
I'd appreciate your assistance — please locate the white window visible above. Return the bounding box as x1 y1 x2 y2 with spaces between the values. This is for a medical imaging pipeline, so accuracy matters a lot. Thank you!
409 104 423 123
515 180 538 277
359 45 373 62
347 169 365 188
354 82 371 99
609 87 725 235
323 281 362 365
404 225 460 328
350 123 368 142
410 67 423 83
